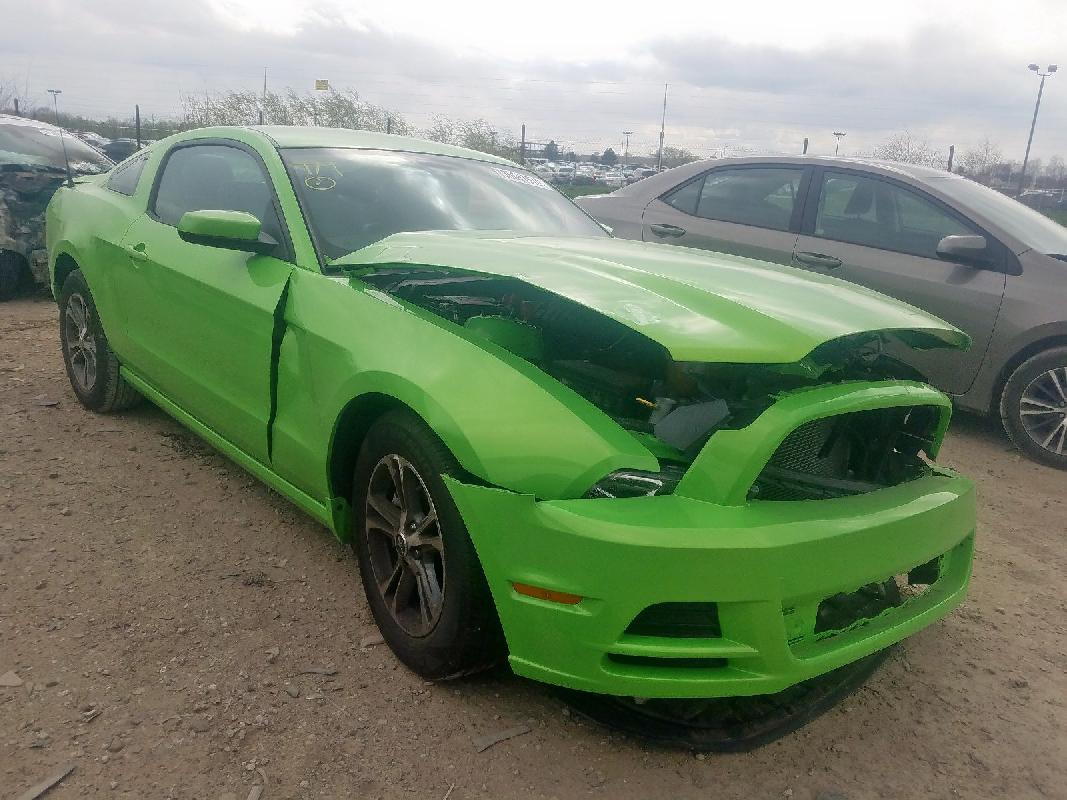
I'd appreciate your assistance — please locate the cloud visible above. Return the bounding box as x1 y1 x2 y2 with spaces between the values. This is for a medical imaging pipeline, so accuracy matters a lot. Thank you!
2 0 1064 160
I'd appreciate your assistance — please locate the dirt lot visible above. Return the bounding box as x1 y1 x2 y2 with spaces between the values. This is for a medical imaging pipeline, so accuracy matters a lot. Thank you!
2 294 1065 800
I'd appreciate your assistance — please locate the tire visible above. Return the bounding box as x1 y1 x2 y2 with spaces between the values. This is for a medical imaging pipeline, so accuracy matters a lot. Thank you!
58 269 142 413
0 252 27 301
352 409 504 679
1000 346 1067 470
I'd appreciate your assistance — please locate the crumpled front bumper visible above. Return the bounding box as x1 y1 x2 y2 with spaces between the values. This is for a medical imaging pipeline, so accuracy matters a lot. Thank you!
450 474 974 698
446 380 975 699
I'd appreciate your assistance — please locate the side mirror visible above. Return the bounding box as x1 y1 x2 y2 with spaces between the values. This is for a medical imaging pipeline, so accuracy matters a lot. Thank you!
936 234 990 267
177 209 277 255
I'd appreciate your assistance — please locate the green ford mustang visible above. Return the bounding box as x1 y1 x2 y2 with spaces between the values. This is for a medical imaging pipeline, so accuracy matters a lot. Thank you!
46 126 976 701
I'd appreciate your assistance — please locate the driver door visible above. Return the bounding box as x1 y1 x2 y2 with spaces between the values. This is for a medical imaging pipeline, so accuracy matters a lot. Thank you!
118 141 294 463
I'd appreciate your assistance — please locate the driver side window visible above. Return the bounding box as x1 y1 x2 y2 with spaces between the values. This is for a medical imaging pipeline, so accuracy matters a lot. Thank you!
153 144 286 250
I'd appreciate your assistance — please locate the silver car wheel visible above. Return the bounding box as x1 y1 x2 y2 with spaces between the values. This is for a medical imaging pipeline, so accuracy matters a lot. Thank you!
363 454 446 637
1019 367 1067 455
63 293 98 394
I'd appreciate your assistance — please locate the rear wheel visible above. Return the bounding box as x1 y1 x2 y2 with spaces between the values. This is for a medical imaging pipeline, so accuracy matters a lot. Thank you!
1000 347 1067 470
58 269 141 413
351 410 503 679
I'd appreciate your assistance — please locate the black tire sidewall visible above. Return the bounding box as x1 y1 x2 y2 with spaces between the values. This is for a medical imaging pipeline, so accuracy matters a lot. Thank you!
59 271 113 411
351 411 501 679
1001 346 1067 470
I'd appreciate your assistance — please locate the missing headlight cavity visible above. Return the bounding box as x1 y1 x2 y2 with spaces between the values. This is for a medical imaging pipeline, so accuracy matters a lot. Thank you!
358 267 941 470
749 406 940 501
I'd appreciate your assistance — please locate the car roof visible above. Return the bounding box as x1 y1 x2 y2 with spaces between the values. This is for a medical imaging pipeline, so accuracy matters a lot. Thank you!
237 125 518 167
0 113 63 133
608 154 955 199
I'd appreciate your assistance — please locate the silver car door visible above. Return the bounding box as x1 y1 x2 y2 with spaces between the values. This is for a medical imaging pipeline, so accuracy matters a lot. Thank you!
641 166 805 265
792 168 1006 394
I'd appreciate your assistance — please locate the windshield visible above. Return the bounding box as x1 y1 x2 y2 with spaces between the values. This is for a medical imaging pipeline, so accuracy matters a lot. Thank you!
925 175 1067 257
280 148 605 260
0 119 113 174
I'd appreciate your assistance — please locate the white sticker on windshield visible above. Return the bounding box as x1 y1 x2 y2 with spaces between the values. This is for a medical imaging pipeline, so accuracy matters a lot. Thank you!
491 166 551 190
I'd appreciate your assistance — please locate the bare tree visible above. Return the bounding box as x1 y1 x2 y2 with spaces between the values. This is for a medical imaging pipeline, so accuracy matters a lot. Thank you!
655 146 700 168
958 139 1003 181
869 131 946 168
1044 156 1066 185
182 88 411 135
421 115 518 160
0 76 33 114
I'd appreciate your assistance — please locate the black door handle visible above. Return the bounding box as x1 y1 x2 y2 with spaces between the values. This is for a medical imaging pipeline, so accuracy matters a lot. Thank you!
794 251 843 269
649 223 687 238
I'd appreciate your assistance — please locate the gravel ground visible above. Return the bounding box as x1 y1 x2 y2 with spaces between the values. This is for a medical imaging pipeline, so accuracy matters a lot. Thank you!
2 294 1065 800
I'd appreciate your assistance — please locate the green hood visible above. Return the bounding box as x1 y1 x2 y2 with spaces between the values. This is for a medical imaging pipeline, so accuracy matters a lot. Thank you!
335 230 969 364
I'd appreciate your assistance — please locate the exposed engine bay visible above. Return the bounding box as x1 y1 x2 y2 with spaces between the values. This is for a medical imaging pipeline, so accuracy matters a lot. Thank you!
356 266 940 497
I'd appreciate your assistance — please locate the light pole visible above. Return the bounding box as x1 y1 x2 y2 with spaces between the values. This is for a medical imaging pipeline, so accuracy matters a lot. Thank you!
622 131 633 164
47 89 62 126
1018 63 1058 195
833 131 847 156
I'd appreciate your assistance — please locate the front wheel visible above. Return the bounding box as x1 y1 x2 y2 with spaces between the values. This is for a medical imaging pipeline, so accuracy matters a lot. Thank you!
1000 347 1067 469
58 269 141 413
351 410 504 679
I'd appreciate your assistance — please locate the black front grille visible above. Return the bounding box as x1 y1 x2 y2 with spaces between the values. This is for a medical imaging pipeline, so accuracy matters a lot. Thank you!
749 406 939 501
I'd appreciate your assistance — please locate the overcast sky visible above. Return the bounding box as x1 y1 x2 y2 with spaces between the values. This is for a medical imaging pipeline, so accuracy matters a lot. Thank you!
3 0 1065 160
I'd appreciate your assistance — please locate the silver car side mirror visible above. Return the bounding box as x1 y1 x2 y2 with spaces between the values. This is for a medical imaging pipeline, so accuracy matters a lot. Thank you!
936 234 989 266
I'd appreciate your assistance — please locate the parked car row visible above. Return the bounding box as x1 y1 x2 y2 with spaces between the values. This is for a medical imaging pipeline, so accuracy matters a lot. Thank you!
527 159 661 188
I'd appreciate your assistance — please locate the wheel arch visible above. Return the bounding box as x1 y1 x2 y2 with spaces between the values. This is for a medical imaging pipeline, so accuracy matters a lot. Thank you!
326 392 414 508
990 333 1067 413
53 251 80 299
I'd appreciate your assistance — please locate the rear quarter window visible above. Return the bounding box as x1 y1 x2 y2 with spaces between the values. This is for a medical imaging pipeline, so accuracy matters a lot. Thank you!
106 154 148 196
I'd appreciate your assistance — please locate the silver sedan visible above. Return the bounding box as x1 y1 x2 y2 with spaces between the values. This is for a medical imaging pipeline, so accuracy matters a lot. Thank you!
577 156 1067 469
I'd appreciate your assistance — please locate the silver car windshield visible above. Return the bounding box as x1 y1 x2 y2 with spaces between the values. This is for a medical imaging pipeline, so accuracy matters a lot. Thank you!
925 176 1067 257
280 148 606 260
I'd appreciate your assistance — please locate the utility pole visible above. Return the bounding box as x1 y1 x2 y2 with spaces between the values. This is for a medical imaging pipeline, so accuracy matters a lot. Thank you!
520 123 526 165
135 105 141 149
833 131 847 156
622 131 633 165
1019 63 1058 195
656 83 668 170
386 116 392 134
260 67 267 125
12 98 18 116
803 137 809 155
947 144 955 172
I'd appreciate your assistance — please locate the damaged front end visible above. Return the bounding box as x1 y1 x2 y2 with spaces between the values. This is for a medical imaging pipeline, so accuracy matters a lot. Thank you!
0 164 67 289
354 264 950 503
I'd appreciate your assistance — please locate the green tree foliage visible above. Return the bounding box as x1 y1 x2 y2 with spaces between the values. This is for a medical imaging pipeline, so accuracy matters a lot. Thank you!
543 140 560 161
600 147 618 166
